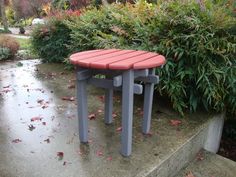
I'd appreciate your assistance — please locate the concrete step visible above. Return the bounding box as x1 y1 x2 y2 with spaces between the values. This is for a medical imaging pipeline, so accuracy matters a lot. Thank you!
0 60 225 177
175 149 236 177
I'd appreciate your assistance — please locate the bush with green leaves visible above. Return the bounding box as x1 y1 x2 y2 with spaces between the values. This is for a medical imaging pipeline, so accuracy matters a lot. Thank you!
31 10 81 63
0 47 11 60
67 1 236 116
31 20 71 63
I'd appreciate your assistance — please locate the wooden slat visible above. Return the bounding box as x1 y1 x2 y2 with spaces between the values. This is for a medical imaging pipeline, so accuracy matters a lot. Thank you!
108 52 159 70
70 50 101 58
71 49 120 64
90 51 147 69
77 50 135 68
133 55 166 69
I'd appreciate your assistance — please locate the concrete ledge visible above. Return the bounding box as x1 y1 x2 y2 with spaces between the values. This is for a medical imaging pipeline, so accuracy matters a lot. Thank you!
175 149 236 177
138 113 224 177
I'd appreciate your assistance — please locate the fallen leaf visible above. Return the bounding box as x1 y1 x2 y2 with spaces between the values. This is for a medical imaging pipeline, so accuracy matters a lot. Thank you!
112 113 118 118
28 124 36 131
3 85 11 88
143 132 153 137
196 151 204 161
88 114 96 120
44 138 50 143
107 156 112 161
31 116 43 122
116 127 122 132
170 119 182 126
61 97 75 101
185 171 195 177
68 84 75 89
97 109 103 113
12 139 22 143
37 99 44 104
96 150 103 157
57 152 64 160
97 95 105 102
42 122 46 125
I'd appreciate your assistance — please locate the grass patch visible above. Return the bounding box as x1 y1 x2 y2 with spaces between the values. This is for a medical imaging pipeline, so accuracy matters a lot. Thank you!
15 38 31 50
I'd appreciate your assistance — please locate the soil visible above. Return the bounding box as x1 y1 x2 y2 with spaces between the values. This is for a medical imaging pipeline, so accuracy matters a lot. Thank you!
218 119 236 162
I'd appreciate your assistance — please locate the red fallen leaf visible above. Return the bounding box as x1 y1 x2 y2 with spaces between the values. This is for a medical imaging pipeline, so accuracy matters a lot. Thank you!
143 132 153 137
28 124 36 131
61 97 75 101
42 122 46 125
185 171 195 177
97 109 103 113
88 114 96 120
12 139 22 143
2 89 12 93
63 161 67 166
107 156 112 161
78 150 83 155
44 138 50 143
170 119 182 126
68 84 75 89
196 151 204 161
37 99 44 104
3 85 11 88
97 95 105 102
31 116 43 122
112 113 118 118
96 150 103 157
42 104 48 109
57 152 64 160
116 127 122 132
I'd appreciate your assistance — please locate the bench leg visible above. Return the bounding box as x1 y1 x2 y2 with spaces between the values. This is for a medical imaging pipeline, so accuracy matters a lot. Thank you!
77 75 89 143
121 70 134 156
105 88 113 124
142 68 155 134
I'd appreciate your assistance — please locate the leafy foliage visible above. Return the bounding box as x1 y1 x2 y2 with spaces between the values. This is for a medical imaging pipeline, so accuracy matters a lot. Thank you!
31 11 77 63
67 1 236 115
0 47 11 60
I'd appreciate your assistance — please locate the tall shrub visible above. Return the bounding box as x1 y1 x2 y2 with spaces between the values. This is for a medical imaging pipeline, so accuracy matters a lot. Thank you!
68 1 236 116
31 10 80 63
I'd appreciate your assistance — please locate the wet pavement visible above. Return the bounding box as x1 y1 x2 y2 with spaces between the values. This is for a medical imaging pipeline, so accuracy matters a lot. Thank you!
0 60 209 177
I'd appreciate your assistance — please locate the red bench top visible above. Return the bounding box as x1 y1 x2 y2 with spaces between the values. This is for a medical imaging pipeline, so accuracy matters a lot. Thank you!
70 49 166 70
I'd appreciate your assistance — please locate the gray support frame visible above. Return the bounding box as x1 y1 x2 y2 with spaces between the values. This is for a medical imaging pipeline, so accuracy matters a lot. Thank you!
76 70 89 143
105 75 113 124
121 70 134 156
142 68 155 134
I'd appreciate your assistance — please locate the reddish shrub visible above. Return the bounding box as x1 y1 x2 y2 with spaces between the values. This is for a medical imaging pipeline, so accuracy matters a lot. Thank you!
0 35 20 56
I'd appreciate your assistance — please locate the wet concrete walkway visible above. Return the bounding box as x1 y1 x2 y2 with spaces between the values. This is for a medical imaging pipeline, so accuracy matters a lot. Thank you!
0 60 210 177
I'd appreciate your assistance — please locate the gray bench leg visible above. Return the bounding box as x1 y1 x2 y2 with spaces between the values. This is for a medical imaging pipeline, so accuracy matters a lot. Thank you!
105 88 113 124
121 70 134 156
77 74 89 143
142 68 155 134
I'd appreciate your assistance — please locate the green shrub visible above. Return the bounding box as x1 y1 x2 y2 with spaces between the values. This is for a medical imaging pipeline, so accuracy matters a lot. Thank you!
0 47 11 60
68 1 236 116
31 10 81 63
31 19 72 63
